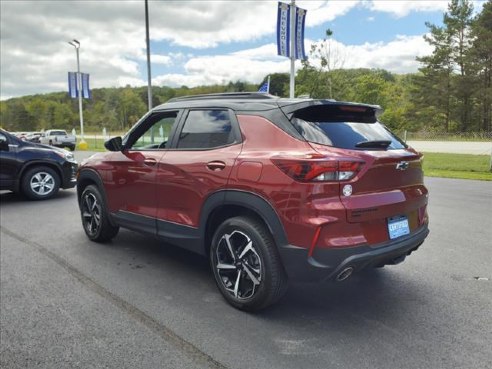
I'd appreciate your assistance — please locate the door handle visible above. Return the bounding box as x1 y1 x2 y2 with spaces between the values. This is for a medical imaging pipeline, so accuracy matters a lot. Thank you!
207 161 226 171
144 158 157 166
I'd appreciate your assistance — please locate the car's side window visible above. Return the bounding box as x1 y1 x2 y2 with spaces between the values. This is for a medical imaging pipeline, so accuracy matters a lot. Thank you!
129 112 178 150
176 110 235 149
0 133 9 151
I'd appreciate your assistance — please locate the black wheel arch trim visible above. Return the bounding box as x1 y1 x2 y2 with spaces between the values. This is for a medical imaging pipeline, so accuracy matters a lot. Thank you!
18 160 64 191
77 169 118 226
77 168 105 203
199 190 288 254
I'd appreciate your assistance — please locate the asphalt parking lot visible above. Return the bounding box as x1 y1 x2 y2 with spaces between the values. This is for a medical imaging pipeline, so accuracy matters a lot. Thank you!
1 175 491 369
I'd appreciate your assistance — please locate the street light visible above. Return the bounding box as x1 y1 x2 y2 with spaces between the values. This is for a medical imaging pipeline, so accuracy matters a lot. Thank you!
68 39 86 148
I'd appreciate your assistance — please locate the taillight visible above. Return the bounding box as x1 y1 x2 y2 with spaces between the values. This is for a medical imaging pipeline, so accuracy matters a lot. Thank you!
272 156 363 182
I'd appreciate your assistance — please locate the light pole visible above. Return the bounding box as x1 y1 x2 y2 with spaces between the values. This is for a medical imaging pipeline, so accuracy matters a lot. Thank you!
68 39 86 148
145 0 152 111
289 0 295 98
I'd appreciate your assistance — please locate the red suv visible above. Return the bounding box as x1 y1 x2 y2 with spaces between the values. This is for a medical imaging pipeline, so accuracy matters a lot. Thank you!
77 93 429 311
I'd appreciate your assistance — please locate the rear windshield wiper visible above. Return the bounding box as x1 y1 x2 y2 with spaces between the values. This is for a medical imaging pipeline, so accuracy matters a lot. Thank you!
355 140 392 149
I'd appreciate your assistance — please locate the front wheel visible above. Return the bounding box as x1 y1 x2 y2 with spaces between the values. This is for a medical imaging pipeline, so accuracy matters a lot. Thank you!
80 185 119 242
21 166 60 200
210 216 288 311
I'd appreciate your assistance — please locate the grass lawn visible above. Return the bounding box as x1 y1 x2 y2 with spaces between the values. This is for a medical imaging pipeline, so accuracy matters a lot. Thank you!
77 137 106 151
423 152 492 181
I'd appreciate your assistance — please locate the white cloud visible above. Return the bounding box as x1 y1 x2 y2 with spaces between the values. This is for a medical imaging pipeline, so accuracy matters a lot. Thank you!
0 0 454 98
151 35 432 88
149 1 277 48
149 55 173 66
297 1 360 26
154 52 291 88
366 1 448 18
116 76 146 88
338 35 432 72
367 0 485 17
301 35 434 73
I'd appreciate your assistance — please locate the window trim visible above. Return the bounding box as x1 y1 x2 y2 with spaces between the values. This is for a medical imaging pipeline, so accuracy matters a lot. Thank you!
122 109 183 152
169 108 242 151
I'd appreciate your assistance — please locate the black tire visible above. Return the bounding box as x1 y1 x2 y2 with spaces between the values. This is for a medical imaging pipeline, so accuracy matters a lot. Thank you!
80 185 119 242
68 145 75 151
21 166 60 200
210 216 288 311
48 140 53 146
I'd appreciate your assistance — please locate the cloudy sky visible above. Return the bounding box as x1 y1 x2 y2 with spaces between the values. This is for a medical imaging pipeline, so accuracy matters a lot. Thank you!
0 0 485 99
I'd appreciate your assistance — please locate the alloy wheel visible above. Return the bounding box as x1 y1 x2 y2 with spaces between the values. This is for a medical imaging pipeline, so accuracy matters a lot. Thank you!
81 192 102 236
29 172 55 196
215 230 262 300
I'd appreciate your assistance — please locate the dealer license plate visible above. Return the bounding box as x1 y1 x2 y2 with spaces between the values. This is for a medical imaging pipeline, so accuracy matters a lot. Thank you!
388 216 410 240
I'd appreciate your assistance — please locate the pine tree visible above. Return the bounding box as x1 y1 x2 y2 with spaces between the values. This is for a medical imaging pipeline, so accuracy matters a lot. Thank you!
416 0 476 132
470 0 492 131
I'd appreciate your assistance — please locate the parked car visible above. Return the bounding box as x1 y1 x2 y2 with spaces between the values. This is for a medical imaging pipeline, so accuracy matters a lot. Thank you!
26 132 43 143
39 129 76 151
77 93 429 311
0 129 78 200
13 132 28 141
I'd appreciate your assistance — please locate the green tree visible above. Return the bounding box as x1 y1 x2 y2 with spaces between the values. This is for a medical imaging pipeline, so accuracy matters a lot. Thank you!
297 29 345 98
259 73 289 96
470 0 492 131
8 101 35 131
446 0 474 131
416 0 476 132
416 21 454 131
0 101 10 129
117 88 147 130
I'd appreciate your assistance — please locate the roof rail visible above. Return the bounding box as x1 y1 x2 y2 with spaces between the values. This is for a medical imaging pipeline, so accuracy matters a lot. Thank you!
167 92 277 103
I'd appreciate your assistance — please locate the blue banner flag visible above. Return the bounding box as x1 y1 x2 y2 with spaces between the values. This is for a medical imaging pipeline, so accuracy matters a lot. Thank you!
68 72 78 98
295 7 307 60
258 81 269 93
277 2 291 57
81 73 91 99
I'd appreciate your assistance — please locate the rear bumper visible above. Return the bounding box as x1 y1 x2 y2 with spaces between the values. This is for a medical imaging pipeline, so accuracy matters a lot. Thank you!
54 143 75 148
278 224 429 282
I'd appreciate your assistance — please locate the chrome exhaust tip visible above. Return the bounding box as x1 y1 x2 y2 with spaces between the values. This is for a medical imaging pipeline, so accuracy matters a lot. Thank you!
336 267 354 282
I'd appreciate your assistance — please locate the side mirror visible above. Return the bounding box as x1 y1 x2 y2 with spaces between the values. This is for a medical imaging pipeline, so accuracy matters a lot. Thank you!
104 136 123 151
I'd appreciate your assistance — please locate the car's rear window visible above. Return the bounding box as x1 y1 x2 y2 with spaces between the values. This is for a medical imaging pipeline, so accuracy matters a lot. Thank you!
291 105 406 150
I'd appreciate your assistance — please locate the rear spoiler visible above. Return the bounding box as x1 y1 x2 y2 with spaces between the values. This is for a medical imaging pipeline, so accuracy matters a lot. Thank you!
279 100 382 123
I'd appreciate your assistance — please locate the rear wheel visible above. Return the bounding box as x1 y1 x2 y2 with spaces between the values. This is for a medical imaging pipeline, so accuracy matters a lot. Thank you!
80 185 119 242
21 166 60 200
210 216 288 311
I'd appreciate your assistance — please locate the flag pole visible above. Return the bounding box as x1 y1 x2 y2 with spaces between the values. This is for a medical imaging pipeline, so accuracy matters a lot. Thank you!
289 0 295 98
145 0 153 111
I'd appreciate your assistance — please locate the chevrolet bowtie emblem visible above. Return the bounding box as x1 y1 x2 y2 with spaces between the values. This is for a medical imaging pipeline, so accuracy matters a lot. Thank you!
396 161 409 170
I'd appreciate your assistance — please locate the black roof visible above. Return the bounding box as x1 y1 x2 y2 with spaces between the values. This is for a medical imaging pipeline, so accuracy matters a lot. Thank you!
153 92 381 114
